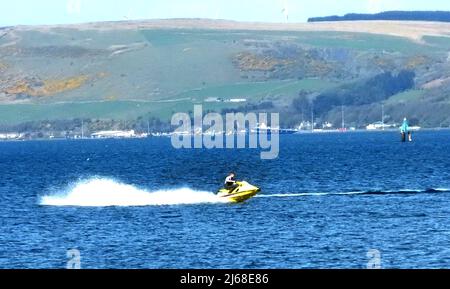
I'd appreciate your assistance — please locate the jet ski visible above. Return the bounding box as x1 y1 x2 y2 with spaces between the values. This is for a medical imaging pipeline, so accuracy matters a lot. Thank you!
217 181 261 203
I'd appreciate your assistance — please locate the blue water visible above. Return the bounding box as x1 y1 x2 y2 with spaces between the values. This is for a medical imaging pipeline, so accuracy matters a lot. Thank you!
1 131 450 269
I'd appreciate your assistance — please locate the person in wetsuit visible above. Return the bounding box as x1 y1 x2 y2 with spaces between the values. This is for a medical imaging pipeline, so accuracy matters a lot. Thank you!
224 172 239 192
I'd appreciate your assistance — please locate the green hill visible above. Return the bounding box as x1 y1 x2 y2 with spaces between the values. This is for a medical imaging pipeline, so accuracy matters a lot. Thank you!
1 19 450 133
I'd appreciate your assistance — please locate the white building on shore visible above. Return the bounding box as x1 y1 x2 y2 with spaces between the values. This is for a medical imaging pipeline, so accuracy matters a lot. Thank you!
0 133 23 140
366 122 396 130
91 130 136 139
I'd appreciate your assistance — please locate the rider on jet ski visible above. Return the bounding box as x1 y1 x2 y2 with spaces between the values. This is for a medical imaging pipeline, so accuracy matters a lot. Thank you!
224 172 239 192
218 173 261 202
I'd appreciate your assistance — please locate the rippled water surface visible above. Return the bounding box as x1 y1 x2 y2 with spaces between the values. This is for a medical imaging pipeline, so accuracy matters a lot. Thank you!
1 131 450 268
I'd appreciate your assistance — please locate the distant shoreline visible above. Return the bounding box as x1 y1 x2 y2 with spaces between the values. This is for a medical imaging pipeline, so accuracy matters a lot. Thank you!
1 127 449 143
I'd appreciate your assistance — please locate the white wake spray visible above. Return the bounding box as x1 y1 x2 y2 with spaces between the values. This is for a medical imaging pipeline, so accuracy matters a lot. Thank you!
40 178 227 207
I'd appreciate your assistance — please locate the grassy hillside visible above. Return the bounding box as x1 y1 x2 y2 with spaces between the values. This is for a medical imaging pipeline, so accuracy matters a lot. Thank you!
1 19 450 131
0 79 338 125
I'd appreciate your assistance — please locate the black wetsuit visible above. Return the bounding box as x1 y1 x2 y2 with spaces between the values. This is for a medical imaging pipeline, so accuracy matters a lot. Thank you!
224 175 238 191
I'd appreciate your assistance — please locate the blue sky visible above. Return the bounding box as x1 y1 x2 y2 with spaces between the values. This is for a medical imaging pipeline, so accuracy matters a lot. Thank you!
1 0 450 26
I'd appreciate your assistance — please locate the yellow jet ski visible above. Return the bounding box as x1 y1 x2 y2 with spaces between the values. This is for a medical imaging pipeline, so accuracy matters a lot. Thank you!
217 181 261 203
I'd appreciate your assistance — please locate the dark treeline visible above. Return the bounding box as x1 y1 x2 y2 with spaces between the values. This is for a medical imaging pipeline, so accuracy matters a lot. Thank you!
221 101 275 115
293 70 415 116
0 117 173 137
308 11 450 23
